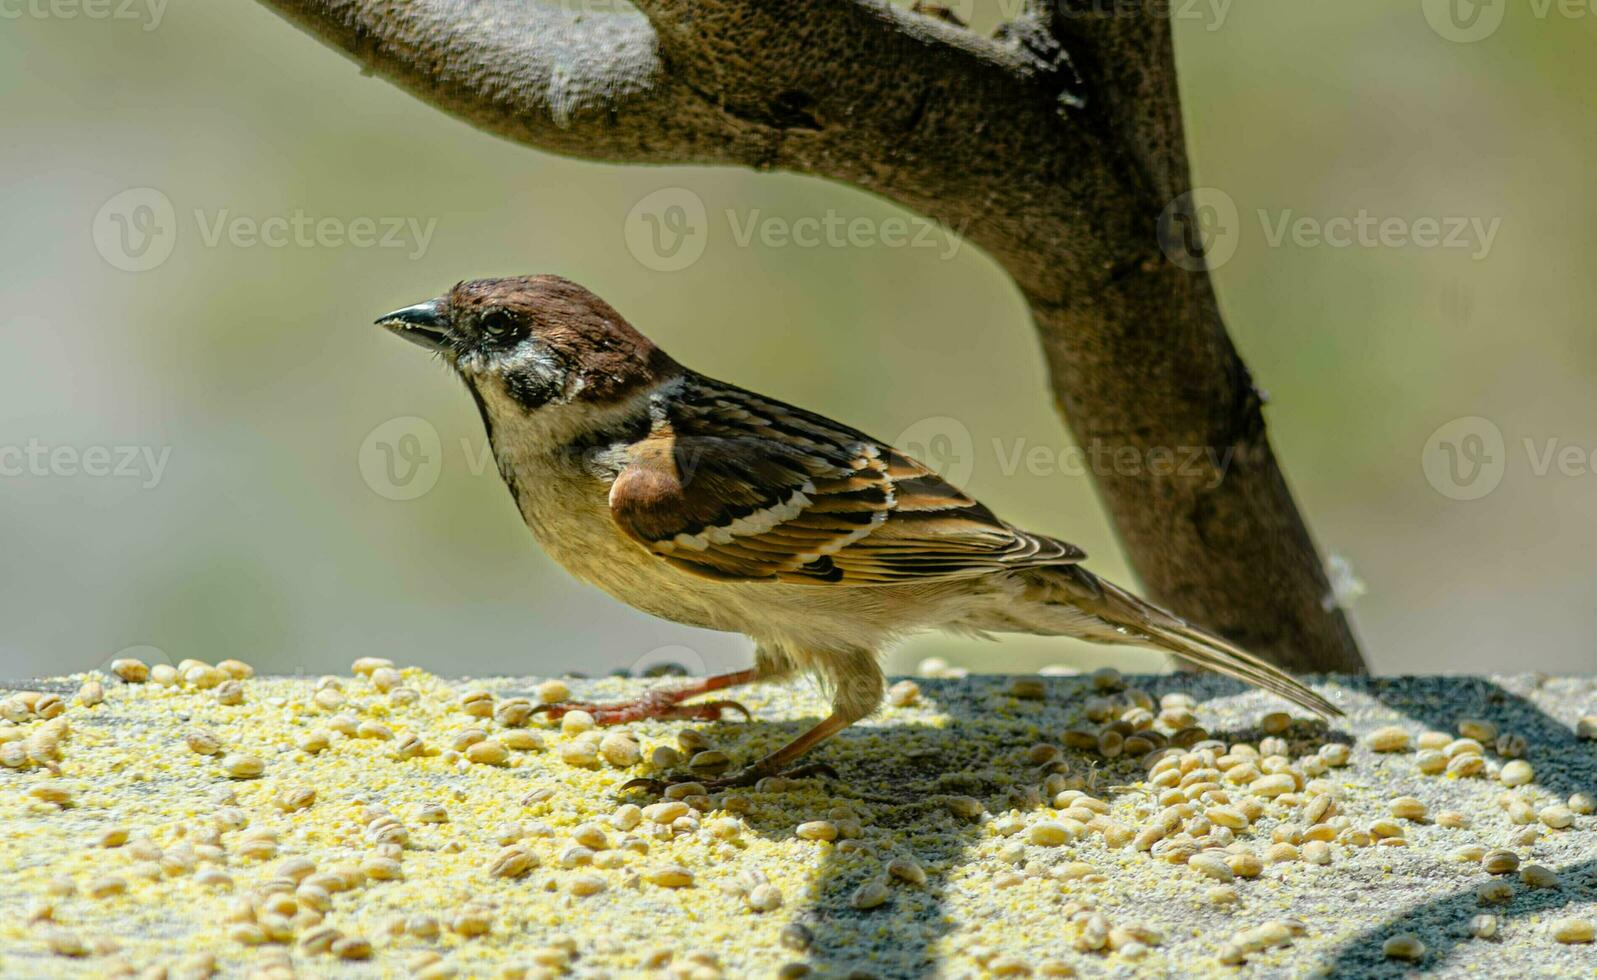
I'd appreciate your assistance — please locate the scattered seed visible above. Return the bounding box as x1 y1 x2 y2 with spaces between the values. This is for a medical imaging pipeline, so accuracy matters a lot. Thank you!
850 879 889 909
1550 918 1595 943
645 865 693 888
887 856 927 885
1494 732 1527 758
76 680 105 707
886 680 920 707
275 785 316 813
1409 749 1444 775
1366 727 1410 752
450 908 492 937
689 750 732 772
559 740 599 767
1539 805 1573 829
1500 760 1534 787
221 754 264 779
1250 774 1296 798
110 659 150 683
1520 864 1559 888
1260 712 1291 735
747 883 783 911
351 657 394 677
1227 852 1263 878
796 821 839 842
1469 914 1498 939
1189 853 1234 882
1457 718 1497 742
96 826 130 848
459 690 494 718
535 680 571 704
1482 849 1519 875
488 846 536 879
1383 934 1425 960
466 739 509 766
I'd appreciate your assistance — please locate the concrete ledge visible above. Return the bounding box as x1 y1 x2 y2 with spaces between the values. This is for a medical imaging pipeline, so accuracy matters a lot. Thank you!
0 670 1594 978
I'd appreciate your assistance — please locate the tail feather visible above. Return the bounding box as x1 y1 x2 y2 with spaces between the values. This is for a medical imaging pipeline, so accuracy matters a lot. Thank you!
1045 567 1342 718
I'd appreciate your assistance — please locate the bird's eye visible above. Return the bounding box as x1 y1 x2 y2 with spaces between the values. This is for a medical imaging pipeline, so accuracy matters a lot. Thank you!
480 310 518 339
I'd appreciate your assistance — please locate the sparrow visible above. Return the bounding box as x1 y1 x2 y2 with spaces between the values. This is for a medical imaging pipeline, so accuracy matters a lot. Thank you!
376 275 1340 790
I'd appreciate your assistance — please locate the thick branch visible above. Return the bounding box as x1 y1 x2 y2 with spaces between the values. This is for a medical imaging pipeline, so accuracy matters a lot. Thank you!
255 0 1367 673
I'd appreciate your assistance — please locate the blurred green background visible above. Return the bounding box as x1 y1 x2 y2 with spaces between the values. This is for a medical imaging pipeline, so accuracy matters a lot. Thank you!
2 1 1594 681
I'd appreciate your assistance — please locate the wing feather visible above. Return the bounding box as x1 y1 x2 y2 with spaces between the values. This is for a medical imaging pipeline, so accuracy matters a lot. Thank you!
608 376 1085 585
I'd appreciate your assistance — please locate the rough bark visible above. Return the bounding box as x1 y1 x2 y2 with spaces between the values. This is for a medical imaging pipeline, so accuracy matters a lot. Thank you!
255 0 1366 673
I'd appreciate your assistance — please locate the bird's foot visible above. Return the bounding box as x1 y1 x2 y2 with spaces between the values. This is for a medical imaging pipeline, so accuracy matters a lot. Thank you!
530 689 751 725
619 761 839 796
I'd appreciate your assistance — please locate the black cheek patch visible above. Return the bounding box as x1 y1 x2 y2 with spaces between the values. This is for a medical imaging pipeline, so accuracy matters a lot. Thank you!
504 366 563 410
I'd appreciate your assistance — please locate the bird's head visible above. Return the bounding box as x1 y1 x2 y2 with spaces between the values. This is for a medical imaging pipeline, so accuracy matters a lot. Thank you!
377 276 680 436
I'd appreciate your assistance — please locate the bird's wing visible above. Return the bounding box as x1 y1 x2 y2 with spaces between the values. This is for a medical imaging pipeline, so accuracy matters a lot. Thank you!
607 377 1084 585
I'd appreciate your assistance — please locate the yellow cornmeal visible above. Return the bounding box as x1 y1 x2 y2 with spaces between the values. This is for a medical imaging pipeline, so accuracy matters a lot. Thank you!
1 667 1594 978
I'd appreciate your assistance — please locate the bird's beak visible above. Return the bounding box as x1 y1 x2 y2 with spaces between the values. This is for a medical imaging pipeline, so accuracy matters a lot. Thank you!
375 297 451 351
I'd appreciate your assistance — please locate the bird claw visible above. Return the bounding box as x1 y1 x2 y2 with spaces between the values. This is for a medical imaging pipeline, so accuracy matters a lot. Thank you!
529 693 752 725
619 760 839 797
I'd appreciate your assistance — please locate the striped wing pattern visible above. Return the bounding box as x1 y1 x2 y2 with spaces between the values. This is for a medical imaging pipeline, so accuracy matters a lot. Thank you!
608 376 1084 585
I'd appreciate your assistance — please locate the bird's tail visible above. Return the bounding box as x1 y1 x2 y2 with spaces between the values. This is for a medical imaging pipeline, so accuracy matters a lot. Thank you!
1030 566 1342 718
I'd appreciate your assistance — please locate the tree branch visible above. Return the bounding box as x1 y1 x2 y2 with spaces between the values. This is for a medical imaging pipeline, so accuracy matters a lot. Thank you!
255 0 1367 673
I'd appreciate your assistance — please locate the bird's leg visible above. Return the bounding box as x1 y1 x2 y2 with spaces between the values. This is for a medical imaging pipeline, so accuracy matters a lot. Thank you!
622 708 858 794
624 650 879 792
530 668 759 725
